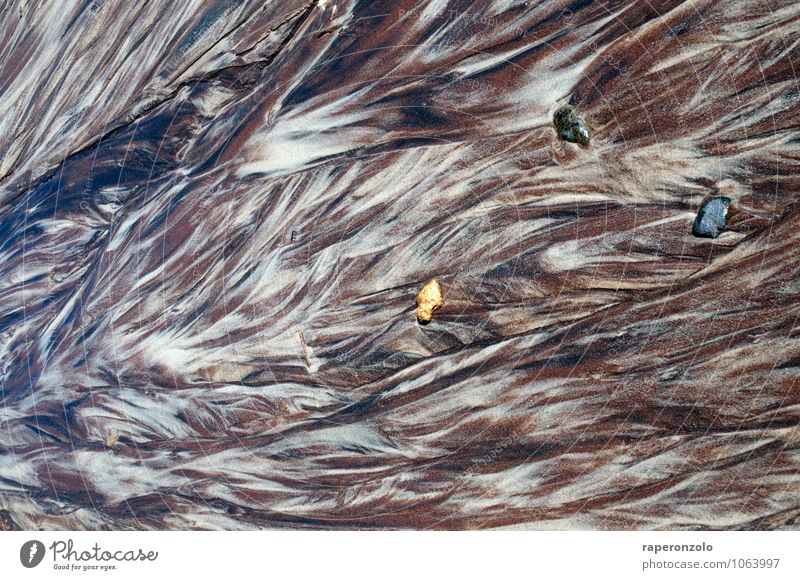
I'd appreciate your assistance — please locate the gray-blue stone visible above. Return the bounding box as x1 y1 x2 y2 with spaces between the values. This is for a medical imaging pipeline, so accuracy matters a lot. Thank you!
692 196 731 238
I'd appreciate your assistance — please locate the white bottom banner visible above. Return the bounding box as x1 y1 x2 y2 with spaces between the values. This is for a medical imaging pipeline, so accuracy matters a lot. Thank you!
0 531 797 579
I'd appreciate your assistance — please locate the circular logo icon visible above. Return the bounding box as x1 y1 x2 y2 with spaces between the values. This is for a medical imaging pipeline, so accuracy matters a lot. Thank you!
20 540 46 568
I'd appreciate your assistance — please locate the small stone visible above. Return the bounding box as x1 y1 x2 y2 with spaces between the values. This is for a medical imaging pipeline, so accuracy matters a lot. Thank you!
657 368 682 383
416 279 443 324
553 105 590 146
692 196 731 238
106 428 119 448
0 509 21 531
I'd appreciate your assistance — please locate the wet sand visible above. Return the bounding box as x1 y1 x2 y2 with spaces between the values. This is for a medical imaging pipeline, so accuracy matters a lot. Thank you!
0 0 798 530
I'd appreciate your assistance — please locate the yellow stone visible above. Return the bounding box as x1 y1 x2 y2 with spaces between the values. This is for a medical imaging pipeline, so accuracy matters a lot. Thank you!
107 428 119 448
416 279 443 324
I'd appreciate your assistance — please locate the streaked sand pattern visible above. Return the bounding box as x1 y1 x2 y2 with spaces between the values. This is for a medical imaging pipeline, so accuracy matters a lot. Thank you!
0 0 799 529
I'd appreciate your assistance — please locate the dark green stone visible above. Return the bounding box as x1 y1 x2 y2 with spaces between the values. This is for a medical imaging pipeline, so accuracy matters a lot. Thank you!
553 106 590 146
